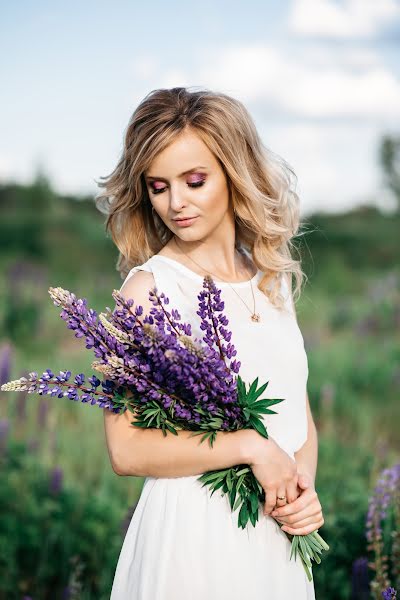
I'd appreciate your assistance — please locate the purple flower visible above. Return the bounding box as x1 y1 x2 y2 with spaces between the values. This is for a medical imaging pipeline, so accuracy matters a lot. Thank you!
49 466 63 496
366 464 400 595
351 556 369 600
62 586 72 599
0 342 12 386
382 587 397 600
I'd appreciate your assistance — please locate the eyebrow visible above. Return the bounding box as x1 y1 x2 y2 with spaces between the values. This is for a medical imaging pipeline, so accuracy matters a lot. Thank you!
145 166 208 181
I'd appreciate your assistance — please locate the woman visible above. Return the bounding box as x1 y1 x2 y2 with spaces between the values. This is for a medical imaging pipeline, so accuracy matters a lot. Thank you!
97 86 324 599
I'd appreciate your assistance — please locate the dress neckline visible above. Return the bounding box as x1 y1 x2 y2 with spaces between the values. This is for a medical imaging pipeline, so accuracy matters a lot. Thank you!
151 254 260 288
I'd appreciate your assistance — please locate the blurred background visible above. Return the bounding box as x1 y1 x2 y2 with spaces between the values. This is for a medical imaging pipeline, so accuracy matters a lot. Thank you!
0 1 399 599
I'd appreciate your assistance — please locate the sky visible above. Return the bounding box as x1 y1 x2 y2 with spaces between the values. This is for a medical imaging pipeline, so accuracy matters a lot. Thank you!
1 0 399 216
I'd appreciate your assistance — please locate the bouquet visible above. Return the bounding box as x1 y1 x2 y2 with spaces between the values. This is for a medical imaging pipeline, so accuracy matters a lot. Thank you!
1 274 329 580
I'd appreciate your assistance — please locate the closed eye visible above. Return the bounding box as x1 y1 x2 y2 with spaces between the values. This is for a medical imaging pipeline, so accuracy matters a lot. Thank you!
150 180 205 195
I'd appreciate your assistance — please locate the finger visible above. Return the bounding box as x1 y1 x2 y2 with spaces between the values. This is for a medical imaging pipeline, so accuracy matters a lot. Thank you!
281 517 324 536
277 511 321 528
274 505 319 525
272 489 315 518
297 473 311 490
286 480 300 504
275 487 288 508
264 489 278 515
271 509 316 527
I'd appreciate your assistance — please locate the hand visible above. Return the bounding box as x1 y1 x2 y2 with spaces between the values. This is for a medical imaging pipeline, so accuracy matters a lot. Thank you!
247 435 300 515
270 472 325 535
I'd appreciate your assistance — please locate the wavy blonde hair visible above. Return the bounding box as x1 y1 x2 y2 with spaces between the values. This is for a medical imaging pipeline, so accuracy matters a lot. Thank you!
95 86 307 309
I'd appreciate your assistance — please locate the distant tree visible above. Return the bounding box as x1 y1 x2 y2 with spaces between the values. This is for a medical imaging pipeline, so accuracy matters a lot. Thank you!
379 134 400 213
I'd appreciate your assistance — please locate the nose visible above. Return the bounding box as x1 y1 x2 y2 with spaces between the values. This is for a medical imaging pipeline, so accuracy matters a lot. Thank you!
169 183 188 212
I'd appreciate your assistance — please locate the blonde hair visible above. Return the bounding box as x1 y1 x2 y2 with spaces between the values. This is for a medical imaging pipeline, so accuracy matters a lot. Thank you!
95 86 307 309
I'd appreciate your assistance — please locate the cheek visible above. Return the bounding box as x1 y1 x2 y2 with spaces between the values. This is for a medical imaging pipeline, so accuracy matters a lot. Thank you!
200 180 230 214
151 199 167 218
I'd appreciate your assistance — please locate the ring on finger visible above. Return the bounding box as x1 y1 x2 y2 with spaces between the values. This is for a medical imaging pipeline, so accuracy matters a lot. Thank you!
276 491 287 506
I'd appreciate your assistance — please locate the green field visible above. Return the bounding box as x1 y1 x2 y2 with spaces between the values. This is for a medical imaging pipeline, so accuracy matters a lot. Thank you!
0 176 399 599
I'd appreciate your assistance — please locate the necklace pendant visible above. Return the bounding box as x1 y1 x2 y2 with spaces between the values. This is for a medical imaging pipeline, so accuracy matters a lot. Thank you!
251 313 261 322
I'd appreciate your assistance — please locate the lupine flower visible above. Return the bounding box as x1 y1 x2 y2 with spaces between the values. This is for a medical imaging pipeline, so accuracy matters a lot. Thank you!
49 466 63 496
351 556 370 600
0 341 12 386
366 464 400 596
0 274 329 581
382 587 397 599
62 587 71 600
63 554 84 600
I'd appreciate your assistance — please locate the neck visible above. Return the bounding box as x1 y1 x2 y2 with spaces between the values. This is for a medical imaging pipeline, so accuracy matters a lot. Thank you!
172 236 250 280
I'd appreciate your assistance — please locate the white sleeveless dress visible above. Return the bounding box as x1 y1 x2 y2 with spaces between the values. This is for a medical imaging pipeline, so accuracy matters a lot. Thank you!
110 253 315 600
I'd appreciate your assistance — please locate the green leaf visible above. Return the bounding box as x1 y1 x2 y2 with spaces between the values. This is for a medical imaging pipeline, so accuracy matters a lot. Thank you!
298 536 312 568
236 375 246 400
289 536 298 561
188 430 208 438
249 416 269 439
239 502 249 529
249 492 259 514
236 473 246 493
304 535 323 553
253 398 285 408
210 478 225 497
233 494 242 511
229 479 237 509
252 380 269 400
247 377 259 399
165 423 178 435
226 469 233 492
249 509 257 527
235 467 250 477
312 552 321 565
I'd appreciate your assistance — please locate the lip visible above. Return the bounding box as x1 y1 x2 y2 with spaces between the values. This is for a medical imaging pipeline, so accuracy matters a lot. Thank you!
173 216 198 227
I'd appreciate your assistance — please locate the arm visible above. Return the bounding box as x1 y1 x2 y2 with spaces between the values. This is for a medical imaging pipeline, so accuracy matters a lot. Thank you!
104 406 258 478
103 269 262 478
294 391 318 486
285 273 318 485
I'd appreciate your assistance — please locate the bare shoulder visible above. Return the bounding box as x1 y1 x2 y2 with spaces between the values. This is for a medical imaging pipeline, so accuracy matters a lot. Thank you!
118 269 156 322
104 268 156 444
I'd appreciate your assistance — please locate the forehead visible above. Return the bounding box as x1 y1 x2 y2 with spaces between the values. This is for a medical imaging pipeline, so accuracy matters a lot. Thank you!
145 130 216 177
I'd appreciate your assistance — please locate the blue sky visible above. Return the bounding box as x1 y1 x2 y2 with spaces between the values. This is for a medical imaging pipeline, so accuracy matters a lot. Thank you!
1 0 399 215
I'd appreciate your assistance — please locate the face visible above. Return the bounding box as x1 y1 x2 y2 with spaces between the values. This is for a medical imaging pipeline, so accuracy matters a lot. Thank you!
144 128 233 243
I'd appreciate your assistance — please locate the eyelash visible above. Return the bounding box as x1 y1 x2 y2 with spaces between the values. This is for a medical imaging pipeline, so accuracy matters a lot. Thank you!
150 180 205 195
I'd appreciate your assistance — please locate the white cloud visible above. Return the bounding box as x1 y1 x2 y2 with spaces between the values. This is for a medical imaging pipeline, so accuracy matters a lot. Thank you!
183 43 400 120
288 0 400 39
264 122 383 214
151 42 397 214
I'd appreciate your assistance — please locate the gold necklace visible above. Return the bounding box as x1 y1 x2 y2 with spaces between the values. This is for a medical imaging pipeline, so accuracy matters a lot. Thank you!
173 238 261 322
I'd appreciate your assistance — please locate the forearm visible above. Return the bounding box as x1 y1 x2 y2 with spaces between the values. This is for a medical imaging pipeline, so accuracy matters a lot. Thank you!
294 420 318 485
112 423 258 478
